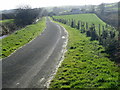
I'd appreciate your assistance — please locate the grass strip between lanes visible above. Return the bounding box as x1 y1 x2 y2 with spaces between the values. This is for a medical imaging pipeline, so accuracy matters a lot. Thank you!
1 17 46 59
50 19 119 88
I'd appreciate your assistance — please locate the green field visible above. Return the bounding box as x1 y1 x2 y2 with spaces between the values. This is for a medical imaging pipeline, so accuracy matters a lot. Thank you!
54 14 106 25
50 18 119 88
1 18 46 58
0 19 14 24
53 14 116 33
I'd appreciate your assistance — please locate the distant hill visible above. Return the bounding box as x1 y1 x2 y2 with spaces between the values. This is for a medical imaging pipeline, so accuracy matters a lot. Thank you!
0 9 16 14
45 2 118 15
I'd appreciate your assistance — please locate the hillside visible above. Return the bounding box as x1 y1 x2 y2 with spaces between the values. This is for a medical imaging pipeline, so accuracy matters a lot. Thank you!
50 18 119 88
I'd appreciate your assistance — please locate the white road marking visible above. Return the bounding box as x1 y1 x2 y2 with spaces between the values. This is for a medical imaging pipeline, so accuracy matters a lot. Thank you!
37 78 45 86
38 78 45 83
46 23 68 88
16 83 20 85
62 36 65 39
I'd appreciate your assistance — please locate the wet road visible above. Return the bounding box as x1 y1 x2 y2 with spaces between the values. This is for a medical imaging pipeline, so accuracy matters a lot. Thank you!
2 17 68 88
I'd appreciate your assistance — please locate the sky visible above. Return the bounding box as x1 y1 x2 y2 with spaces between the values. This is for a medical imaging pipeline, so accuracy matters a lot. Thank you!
0 0 119 10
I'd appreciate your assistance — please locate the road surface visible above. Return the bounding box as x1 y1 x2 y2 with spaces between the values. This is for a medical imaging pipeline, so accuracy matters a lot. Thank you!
2 17 68 88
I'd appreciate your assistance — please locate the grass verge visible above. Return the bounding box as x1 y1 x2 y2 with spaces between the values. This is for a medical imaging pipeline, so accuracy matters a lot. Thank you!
0 19 14 24
50 20 119 88
1 18 46 59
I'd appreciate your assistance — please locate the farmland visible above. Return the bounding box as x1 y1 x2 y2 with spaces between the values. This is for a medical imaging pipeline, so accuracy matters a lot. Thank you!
52 14 119 51
0 19 14 24
50 15 119 88
54 14 106 25
53 14 117 34
1 18 46 59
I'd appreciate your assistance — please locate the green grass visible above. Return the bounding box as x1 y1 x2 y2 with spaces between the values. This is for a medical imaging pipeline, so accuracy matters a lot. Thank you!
1 18 46 58
0 19 14 24
53 14 116 34
54 14 106 25
50 19 119 88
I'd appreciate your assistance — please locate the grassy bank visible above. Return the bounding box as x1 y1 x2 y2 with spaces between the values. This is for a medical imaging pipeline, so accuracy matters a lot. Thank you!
0 19 14 24
50 20 119 88
1 18 46 59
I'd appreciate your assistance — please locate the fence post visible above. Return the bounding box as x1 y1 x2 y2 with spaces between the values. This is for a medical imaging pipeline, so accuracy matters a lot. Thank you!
86 22 88 30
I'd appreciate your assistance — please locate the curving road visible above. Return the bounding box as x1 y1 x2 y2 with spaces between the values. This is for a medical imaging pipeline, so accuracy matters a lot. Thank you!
2 17 68 88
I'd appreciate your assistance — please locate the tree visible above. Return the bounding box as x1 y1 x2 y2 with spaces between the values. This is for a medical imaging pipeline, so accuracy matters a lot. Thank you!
15 5 44 27
81 8 86 13
81 24 85 33
2 13 16 20
86 30 91 37
52 7 60 15
89 25 98 40
90 30 98 41
98 3 105 15
110 31 115 39
90 5 95 13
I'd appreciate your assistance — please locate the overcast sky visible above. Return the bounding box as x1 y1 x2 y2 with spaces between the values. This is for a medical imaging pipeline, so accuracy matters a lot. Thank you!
0 0 119 10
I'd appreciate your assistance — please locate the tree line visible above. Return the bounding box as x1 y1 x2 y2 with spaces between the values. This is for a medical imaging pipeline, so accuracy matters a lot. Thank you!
52 17 120 63
15 5 48 27
2 5 48 27
1 5 48 36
